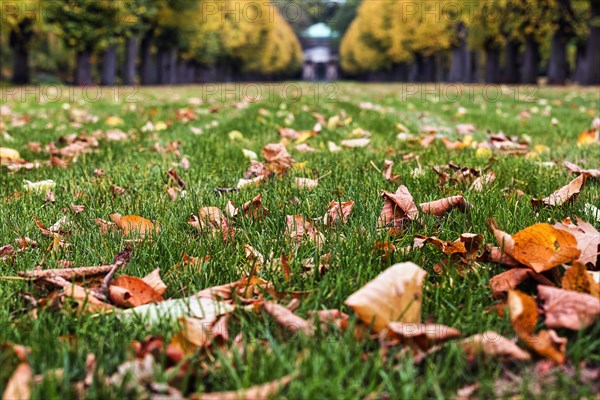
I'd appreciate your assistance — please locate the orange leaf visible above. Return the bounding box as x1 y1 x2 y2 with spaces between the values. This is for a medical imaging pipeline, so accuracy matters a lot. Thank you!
109 275 163 308
489 220 580 273
110 214 157 237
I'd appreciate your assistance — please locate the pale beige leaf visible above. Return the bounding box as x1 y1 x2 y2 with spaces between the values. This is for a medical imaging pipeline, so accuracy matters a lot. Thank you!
460 331 530 361
142 268 167 296
262 301 312 335
196 374 293 400
344 262 427 332
553 217 600 267
2 362 32 400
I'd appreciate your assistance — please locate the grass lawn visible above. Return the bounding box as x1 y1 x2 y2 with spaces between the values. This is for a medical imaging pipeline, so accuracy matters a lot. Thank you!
1 82 599 399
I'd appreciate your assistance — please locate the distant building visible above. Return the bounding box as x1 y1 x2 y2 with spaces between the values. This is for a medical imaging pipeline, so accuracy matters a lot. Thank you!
300 23 339 81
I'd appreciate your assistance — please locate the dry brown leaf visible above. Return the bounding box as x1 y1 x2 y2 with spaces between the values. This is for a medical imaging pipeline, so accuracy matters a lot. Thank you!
383 159 399 182
490 268 553 297
189 207 234 240
378 186 419 228
195 374 293 400
470 171 496 192
70 204 86 214
2 362 33 400
285 215 321 243
262 301 312 335
538 285 600 330
387 322 461 351
478 244 523 268
531 174 586 207
344 262 427 332
324 200 354 226
279 127 301 140
460 331 530 361
553 217 599 268
242 194 269 220
109 275 163 308
142 268 167 296
420 196 473 217
110 214 157 237
262 143 294 174
564 161 600 180
488 220 580 273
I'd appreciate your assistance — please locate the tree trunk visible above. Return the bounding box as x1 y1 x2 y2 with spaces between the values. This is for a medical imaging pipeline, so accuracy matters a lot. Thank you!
9 22 32 84
140 30 156 85
485 46 501 84
583 0 600 85
449 23 468 82
573 44 587 84
11 44 29 85
157 48 177 84
521 37 539 84
503 40 520 84
547 0 573 85
101 44 117 86
75 50 93 86
123 37 138 85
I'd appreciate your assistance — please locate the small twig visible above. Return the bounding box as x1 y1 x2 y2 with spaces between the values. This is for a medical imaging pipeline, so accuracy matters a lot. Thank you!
95 246 132 301
18 265 116 280
317 171 332 181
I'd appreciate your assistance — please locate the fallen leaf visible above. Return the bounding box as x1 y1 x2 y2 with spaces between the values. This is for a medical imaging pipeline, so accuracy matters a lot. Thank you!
109 275 163 308
110 214 157 238
490 268 553 297
553 217 599 268
383 159 399 182
341 138 370 148
507 290 567 364
577 128 599 146
294 177 318 190
142 269 167 296
195 374 293 400
538 285 600 330
23 179 56 193
345 262 427 332
2 362 32 400
420 196 473 217
564 161 600 180
460 331 530 361
262 143 294 174
531 174 586 207
324 200 354 226
70 204 86 214
414 235 467 256
387 322 461 351
488 220 580 273
242 193 269 220
378 186 419 228
562 263 599 297
285 215 321 243
262 301 312 335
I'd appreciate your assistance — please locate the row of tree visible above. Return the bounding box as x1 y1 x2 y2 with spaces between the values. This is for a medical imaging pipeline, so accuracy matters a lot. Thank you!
340 0 600 85
1 0 302 85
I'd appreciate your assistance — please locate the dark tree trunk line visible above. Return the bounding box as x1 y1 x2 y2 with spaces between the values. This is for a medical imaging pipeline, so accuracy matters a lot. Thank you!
123 37 138 85
547 0 573 85
9 20 33 84
157 48 177 84
75 50 93 86
503 39 520 84
140 30 156 85
449 23 469 82
521 37 539 84
583 0 600 85
485 45 501 84
101 44 117 86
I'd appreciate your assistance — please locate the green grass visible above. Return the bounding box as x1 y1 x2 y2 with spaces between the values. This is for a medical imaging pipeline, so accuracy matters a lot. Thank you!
1 83 599 399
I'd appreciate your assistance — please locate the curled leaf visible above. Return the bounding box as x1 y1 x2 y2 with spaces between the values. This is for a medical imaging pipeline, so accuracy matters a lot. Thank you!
378 186 419 228
538 285 600 330
420 196 473 217
531 174 586 207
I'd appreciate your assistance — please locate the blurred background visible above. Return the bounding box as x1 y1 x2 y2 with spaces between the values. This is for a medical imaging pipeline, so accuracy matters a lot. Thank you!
0 0 598 86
